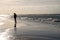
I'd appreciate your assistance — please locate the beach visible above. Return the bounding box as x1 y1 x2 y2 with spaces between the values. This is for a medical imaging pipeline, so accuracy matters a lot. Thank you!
0 15 60 40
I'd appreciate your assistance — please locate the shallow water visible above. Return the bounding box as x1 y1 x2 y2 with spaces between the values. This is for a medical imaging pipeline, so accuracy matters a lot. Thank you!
0 15 60 40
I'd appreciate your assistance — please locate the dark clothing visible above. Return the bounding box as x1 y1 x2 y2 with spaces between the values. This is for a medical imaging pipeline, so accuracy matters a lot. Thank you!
14 13 17 27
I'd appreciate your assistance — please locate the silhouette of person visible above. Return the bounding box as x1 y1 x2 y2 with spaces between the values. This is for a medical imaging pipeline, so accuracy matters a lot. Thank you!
14 13 17 27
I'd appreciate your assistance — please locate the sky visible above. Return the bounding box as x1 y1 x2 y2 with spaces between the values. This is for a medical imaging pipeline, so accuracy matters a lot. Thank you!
0 0 60 14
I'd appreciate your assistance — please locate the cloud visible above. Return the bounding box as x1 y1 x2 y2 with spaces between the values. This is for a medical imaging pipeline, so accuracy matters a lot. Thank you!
0 0 60 14
0 0 60 6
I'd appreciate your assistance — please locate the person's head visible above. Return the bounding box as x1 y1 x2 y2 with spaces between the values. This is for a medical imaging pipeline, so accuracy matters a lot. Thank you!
14 13 16 14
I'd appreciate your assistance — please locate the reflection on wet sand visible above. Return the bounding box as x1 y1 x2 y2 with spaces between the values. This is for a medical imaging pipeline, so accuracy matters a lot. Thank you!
14 27 17 36
0 28 14 40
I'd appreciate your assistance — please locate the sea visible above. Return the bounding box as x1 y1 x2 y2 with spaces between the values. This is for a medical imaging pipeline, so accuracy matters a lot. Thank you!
0 14 60 40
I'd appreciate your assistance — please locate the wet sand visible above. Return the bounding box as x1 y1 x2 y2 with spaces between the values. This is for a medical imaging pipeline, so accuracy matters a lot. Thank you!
0 17 60 40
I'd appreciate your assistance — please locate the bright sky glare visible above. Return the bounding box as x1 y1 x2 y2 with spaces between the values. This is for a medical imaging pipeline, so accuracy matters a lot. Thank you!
0 0 60 14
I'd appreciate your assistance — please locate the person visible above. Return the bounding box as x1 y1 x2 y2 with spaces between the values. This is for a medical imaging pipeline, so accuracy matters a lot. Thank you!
14 13 17 27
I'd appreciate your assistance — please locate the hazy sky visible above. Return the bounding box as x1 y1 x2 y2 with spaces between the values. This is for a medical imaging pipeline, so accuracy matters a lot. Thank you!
0 0 60 14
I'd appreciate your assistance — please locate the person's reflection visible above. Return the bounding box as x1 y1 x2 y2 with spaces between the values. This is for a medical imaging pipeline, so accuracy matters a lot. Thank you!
14 27 17 35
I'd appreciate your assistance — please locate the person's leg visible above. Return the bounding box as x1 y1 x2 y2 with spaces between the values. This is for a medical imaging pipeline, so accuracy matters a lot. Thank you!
15 19 16 23
15 18 16 27
14 23 16 27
